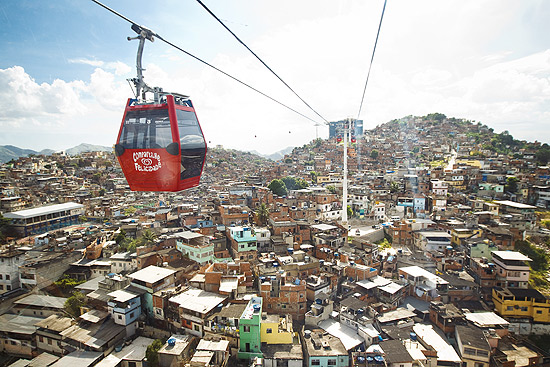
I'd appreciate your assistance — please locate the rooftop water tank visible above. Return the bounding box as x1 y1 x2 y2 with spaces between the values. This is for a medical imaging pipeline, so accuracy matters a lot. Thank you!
167 338 177 346
410 332 417 341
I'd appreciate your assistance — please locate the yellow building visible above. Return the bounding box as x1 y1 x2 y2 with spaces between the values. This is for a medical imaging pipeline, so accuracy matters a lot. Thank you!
260 314 294 344
450 227 483 246
492 287 550 323
456 159 483 168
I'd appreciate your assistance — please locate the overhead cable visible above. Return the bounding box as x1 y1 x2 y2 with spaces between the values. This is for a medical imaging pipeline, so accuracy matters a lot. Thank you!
195 0 330 125
90 0 321 124
356 0 387 120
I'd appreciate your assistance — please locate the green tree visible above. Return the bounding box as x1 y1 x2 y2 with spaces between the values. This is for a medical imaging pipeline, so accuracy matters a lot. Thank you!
390 181 400 193
326 185 336 194
536 144 550 165
124 206 137 216
255 203 270 226
505 177 519 193
65 291 86 318
515 240 549 272
54 275 85 295
310 171 318 184
268 179 288 196
115 229 127 245
141 229 157 246
347 205 353 218
145 339 165 367
370 150 379 159
282 176 308 191
0 215 16 242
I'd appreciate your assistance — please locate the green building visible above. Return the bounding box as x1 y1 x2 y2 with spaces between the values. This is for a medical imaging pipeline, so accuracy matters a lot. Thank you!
238 297 263 359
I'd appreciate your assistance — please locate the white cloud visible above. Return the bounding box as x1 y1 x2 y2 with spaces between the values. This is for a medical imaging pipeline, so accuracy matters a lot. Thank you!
0 66 87 123
69 58 131 76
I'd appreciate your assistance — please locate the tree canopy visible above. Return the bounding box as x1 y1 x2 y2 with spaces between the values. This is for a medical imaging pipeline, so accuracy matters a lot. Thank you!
255 203 270 226
268 179 288 196
281 176 308 191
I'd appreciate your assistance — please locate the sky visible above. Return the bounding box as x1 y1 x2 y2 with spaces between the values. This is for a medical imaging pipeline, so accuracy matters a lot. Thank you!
0 0 549 155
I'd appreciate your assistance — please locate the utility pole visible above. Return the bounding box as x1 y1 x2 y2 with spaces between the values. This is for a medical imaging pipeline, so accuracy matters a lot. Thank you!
342 118 352 227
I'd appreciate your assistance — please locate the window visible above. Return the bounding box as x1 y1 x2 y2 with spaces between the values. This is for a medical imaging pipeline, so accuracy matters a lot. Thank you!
194 325 200 331
311 360 320 366
118 315 122 320
507 306 514 311
0 285 3 290
537 310 542 314
328 359 336 366
243 325 250 332
477 350 489 357
520 307 528 312
464 347 476 356
266 328 272 333
39 336 44 342
0 275 2 280
5 275 9 280
48 338 52 345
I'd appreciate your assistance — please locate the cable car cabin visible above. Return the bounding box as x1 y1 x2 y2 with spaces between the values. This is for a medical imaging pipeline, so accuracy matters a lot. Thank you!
351 136 356 143
336 135 342 143
115 94 207 192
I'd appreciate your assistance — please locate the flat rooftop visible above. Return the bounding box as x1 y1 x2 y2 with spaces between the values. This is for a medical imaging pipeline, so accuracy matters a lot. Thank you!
169 288 227 315
494 200 537 209
129 265 176 284
492 251 532 262
4 202 83 219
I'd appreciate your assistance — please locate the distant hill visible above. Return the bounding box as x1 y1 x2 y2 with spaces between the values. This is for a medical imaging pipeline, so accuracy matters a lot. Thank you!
247 146 294 161
65 143 112 156
0 145 41 163
0 143 112 163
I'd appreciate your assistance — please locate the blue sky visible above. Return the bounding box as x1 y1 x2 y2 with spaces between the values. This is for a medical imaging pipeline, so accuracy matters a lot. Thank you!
1 0 549 154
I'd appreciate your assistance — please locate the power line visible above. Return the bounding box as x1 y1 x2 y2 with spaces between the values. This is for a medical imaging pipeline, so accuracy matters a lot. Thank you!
90 0 321 125
195 0 330 125
356 0 387 120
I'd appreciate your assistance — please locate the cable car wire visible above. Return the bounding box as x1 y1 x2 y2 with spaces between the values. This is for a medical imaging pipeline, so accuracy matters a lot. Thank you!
195 0 330 125
90 0 321 125
356 0 387 120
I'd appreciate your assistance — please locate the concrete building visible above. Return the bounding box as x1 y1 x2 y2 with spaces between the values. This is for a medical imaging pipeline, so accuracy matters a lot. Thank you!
491 251 531 289
168 287 227 336
228 226 257 262
0 249 24 294
128 265 176 316
3 202 84 236
492 287 550 323
238 297 263 360
302 328 348 367
173 231 214 265
455 325 490 367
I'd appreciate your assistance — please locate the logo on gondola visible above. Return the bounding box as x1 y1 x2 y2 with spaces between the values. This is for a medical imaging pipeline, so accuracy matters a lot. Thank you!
133 152 162 172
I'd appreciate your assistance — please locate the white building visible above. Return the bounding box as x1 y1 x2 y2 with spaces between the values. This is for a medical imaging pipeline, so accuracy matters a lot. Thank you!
0 249 25 294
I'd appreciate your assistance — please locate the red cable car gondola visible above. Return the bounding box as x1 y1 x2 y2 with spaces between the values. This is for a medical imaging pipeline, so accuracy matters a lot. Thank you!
337 135 342 143
351 135 356 143
114 24 206 192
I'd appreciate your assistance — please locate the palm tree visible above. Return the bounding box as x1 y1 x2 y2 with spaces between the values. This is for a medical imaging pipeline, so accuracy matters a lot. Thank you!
255 203 270 226
141 229 157 246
